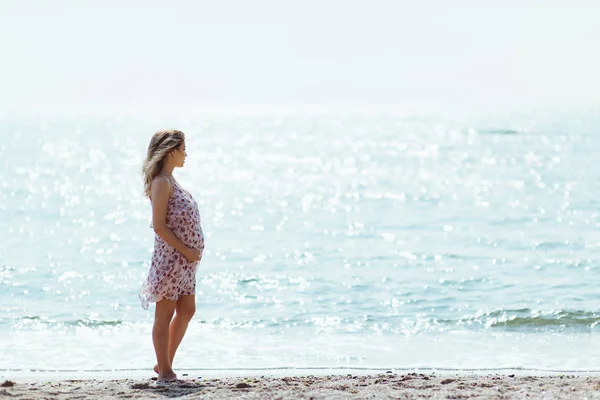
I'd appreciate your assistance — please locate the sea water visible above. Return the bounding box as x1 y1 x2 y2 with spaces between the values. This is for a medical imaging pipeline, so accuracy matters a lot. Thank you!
1 108 600 375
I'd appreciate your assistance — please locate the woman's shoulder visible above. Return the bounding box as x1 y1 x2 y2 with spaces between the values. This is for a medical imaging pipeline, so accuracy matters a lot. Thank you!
150 175 174 196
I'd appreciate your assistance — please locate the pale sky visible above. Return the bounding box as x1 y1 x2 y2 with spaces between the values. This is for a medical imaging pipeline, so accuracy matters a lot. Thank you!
1 0 599 112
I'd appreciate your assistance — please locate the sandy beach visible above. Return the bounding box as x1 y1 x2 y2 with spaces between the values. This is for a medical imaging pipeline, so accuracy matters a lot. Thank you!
3 373 600 399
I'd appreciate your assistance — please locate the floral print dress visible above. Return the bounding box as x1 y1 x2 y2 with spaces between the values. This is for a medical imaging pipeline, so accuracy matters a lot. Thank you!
140 179 204 310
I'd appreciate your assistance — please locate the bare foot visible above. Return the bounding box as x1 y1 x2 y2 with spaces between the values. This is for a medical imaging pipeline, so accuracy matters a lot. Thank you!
153 364 159 374
157 370 177 382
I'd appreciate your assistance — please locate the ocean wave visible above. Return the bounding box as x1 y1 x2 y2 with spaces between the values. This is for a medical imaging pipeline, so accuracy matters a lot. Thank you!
460 308 600 330
9 316 124 329
7 308 600 333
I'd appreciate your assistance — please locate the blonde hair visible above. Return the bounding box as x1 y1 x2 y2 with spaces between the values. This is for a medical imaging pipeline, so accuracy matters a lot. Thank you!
142 129 185 197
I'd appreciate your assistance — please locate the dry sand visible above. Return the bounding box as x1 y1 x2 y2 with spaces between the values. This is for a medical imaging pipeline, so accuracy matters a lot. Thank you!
2 372 600 399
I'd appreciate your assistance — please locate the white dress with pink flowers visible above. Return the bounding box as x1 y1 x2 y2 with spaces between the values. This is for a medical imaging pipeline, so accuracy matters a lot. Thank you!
139 180 204 310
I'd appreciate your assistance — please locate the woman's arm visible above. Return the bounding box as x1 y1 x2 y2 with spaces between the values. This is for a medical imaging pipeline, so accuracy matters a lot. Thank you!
151 176 199 261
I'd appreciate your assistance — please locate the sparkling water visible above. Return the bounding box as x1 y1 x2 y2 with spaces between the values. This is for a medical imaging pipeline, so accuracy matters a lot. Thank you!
1 108 600 375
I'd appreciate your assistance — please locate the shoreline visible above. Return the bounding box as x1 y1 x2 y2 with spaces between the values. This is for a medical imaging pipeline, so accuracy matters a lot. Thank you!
4 367 600 381
2 372 600 399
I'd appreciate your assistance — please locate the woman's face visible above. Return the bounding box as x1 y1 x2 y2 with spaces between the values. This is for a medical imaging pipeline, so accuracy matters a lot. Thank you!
173 141 187 167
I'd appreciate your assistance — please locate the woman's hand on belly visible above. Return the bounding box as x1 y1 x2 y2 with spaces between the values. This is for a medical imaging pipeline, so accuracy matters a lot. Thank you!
182 247 202 263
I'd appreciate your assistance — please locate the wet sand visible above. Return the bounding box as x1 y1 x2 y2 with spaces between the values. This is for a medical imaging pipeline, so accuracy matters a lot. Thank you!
3 372 600 399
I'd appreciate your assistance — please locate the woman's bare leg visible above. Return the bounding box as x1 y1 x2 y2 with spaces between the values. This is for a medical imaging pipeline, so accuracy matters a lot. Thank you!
168 295 196 367
153 298 177 381
153 295 196 373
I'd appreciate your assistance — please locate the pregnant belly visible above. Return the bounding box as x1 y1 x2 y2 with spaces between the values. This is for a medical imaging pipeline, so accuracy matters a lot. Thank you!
172 220 203 248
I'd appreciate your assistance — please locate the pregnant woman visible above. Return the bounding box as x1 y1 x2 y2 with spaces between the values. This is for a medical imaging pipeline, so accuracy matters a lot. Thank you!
139 129 204 382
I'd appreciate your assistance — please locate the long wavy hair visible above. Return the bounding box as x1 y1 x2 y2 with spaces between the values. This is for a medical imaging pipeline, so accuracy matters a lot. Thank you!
142 129 185 198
